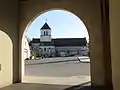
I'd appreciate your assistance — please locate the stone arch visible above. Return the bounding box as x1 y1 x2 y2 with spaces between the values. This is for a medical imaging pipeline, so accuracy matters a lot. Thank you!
20 8 90 37
21 8 90 80
0 30 13 87
19 0 111 86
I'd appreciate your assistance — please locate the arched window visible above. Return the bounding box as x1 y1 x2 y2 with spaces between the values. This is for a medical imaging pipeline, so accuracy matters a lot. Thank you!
44 48 46 51
44 31 46 35
47 48 49 52
46 31 48 36
41 48 43 52
52 48 54 52
39 48 42 52
49 48 51 52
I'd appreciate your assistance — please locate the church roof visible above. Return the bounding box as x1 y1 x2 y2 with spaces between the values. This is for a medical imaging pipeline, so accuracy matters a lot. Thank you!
53 38 87 46
39 42 54 46
30 38 87 47
31 38 40 43
40 23 51 30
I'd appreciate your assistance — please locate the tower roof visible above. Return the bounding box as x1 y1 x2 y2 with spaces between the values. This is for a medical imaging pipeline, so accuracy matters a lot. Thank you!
40 23 51 30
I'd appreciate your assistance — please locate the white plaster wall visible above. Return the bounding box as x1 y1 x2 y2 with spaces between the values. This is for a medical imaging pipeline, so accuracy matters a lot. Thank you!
40 36 51 42
21 35 31 81
0 31 13 88
55 46 87 51
32 43 40 48
41 29 51 36
40 29 51 42
23 36 30 59
56 46 88 56
39 46 55 54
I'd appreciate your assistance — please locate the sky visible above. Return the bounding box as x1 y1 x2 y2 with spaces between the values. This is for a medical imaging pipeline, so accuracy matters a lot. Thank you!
26 10 89 41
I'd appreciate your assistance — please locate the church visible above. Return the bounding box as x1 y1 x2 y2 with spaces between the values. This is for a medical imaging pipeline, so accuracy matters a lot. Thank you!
30 22 88 57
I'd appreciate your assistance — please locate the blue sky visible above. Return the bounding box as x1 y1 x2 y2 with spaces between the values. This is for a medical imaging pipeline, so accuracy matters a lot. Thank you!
26 10 89 41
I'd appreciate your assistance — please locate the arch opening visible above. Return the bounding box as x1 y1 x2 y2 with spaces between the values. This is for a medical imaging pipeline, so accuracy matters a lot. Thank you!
21 9 90 86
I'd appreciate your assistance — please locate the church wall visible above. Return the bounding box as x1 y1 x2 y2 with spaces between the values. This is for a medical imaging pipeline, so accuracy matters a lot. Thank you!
55 46 86 50
40 36 51 42
38 46 55 56
41 29 51 36
55 46 88 56
40 29 51 42
31 43 40 48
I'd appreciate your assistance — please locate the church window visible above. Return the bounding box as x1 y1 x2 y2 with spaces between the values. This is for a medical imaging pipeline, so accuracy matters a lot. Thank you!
41 48 43 52
52 48 54 51
48 48 51 52
44 48 46 51
44 31 46 35
47 48 49 52
46 31 48 36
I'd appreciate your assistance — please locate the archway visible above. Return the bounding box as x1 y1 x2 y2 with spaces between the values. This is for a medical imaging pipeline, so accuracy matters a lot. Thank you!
0 30 13 88
0 0 113 89
21 9 90 86
19 0 112 87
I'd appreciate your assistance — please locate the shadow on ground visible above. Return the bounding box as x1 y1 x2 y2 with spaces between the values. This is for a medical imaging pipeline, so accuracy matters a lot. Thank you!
0 83 69 90
64 81 111 90
1 81 108 90
64 86 107 90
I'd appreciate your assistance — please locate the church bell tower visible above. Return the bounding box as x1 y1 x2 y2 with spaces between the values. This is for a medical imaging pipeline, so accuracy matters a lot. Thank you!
40 21 51 42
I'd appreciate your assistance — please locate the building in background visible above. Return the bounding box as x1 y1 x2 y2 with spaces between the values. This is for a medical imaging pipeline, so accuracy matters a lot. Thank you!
30 22 88 57
23 35 31 60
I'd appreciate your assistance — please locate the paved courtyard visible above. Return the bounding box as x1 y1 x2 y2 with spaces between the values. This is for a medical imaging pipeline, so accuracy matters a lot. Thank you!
1 57 108 90
23 56 91 85
25 60 90 77
1 83 107 90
